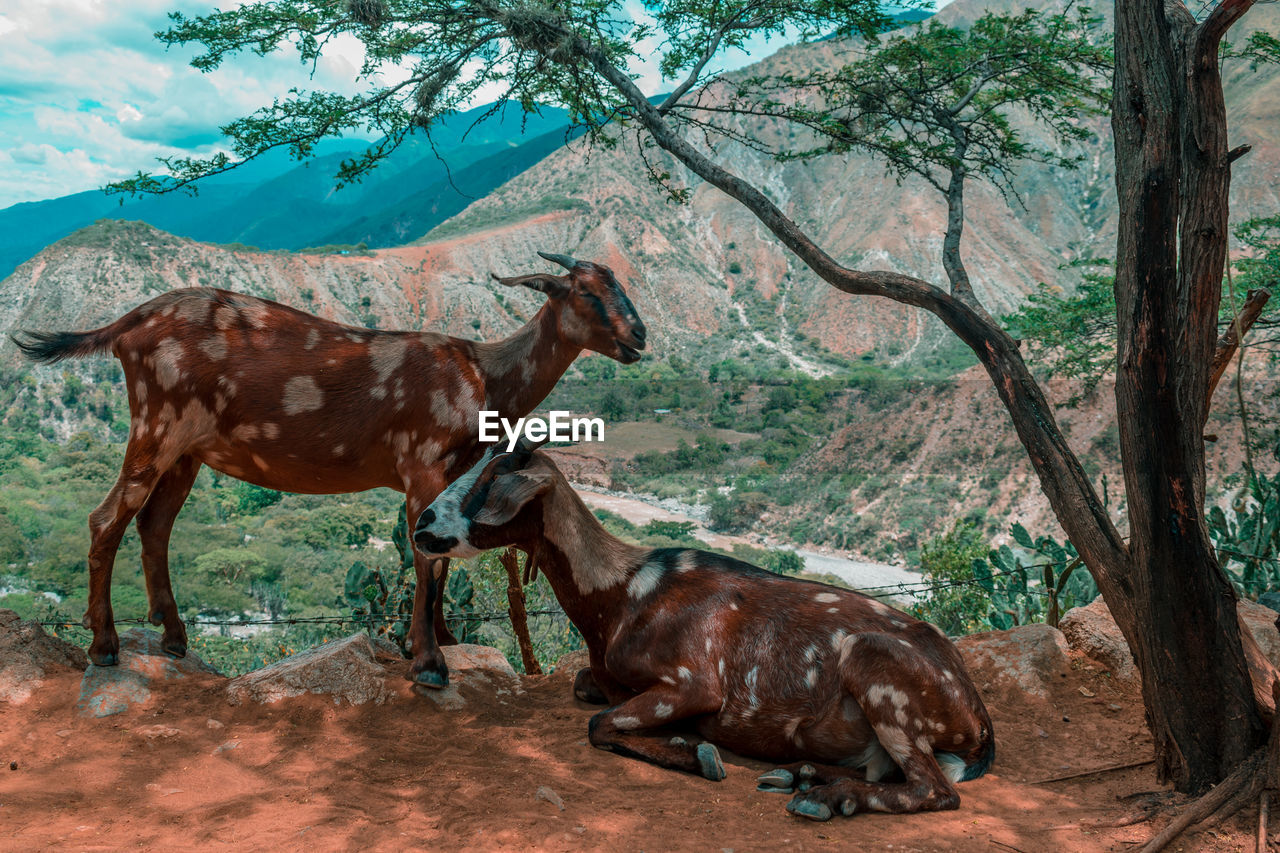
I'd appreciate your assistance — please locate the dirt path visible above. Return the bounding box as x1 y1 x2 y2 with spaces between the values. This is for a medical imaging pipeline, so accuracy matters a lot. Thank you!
0 650 1258 852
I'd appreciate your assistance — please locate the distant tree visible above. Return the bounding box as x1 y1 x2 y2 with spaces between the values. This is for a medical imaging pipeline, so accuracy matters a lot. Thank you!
111 0 1280 794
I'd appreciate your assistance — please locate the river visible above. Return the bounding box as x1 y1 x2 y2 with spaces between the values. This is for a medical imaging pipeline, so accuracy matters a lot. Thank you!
573 486 921 599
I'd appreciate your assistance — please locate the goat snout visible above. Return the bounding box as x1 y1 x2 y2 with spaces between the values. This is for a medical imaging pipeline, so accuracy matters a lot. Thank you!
412 509 458 554
627 320 647 349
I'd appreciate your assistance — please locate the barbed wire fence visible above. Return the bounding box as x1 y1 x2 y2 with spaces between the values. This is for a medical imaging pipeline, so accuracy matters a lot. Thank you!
34 561 1073 633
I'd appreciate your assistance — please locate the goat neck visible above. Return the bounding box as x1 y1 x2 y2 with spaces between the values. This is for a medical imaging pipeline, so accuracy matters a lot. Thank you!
474 302 581 417
524 477 647 647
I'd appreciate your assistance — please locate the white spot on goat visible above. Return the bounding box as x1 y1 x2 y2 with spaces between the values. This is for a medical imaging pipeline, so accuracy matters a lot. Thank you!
611 715 641 730
805 667 820 689
677 666 692 682
282 375 323 415
814 592 839 603
304 328 321 350
199 335 227 361
654 702 674 720
627 562 664 599
152 338 184 390
369 335 408 383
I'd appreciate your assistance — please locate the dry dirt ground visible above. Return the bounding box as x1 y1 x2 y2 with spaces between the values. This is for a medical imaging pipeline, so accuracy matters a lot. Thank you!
0 645 1265 852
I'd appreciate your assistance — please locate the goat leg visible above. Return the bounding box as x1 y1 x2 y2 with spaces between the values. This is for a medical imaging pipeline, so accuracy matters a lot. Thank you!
587 688 726 780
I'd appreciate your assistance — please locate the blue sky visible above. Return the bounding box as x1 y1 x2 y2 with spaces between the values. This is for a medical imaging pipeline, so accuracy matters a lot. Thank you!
0 1 947 209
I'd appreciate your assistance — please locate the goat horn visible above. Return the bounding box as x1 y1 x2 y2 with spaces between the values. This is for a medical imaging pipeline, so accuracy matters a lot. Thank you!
537 251 579 270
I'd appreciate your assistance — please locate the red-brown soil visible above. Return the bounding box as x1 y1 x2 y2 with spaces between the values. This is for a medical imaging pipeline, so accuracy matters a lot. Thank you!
0 651 1265 852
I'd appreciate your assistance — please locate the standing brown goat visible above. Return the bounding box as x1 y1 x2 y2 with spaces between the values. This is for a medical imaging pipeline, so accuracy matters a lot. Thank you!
11 252 646 687
413 440 995 821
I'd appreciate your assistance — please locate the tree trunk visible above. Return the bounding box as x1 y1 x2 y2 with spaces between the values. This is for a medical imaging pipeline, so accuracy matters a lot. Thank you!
1110 0 1265 791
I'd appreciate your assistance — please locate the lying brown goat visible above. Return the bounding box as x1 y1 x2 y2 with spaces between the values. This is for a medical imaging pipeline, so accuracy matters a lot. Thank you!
413 439 995 821
11 252 645 687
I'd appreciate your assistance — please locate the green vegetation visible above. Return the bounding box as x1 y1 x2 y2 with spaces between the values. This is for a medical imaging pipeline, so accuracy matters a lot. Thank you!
910 521 1097 635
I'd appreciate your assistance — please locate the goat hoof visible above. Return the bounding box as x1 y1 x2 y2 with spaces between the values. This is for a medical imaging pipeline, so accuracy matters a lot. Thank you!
840 800 857 816
669 736 687 747
412 668 449 689
787 799 832 822
797 781 812 792
797 764 817 780
696 742 726 781
757 769 794 789
757 784 793 794
89 650 119 667
163 641 187 659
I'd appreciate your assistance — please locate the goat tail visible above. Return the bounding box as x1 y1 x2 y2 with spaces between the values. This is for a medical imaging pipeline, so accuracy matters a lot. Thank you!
10 326 116 364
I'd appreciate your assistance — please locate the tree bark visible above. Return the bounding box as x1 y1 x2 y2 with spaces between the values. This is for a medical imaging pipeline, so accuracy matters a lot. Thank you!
1111 0 1265 791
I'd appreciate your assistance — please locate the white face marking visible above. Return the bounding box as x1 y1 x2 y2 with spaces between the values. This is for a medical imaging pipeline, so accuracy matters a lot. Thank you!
627 562 664 599
282 375 323 415
611 715 641 730
416 445 497 558
654 702 674 720
814 592 839 603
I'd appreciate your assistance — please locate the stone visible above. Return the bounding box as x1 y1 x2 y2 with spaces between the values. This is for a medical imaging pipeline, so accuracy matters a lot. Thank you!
1238 599 1280 667
955 623 1071 700
1058 596 1137 681
0 609 88 705
416 643 521 711
77 628 220 718
226 633 393 707
1060 596 1280 681
535 785 565 811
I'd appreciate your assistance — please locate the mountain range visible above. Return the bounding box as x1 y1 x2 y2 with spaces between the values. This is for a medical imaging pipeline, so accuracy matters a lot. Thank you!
3 0 1279 552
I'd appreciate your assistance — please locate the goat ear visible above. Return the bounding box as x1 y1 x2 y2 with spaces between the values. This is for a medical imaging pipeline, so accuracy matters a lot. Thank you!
489 272 570 298
472 470 553 528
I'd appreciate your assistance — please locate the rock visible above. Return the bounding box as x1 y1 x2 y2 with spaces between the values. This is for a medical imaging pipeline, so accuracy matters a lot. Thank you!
552 648 591 677
77 628 220 718
1060 596 1280 681
0 609 88 705
416 643 521 711
1059 596 1137 681
1239 599 1280 667
134 725 181 739
955 623 1071 700
226 633 393 707
535 785 565 811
